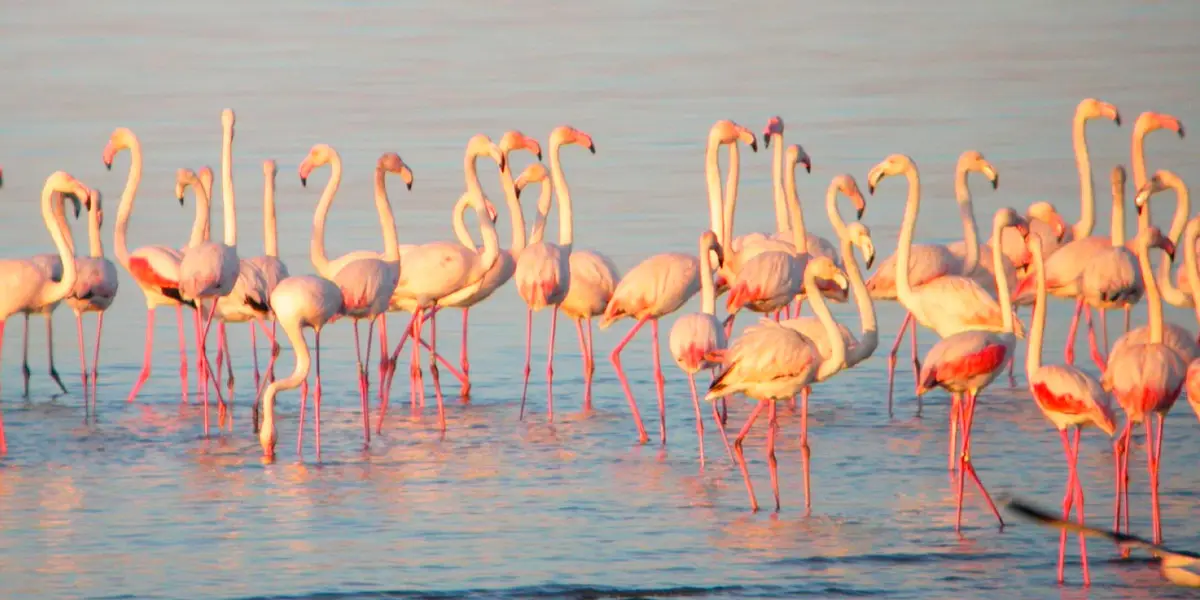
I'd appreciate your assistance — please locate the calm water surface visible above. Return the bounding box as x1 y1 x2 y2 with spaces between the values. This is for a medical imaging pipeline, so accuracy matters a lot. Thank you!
2 1 1199 598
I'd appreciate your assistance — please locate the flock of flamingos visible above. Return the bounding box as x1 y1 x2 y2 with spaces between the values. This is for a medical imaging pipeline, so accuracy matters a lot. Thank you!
0 98 1198 587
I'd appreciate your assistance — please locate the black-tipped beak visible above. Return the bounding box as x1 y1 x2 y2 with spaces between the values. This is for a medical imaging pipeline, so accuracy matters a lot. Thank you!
749 140 758 153
763 136 771 149
514 188 522 200
866 255 875 270
867 183 876 195
1114 113 1122 126
856 207 865 220
1179 125 1186 139
1136 203 1144 216
991 177 999 190
72 199 82 219
300 176 308 188
499 156 507 171
536 151 543 161
587 144 596 154
177 195 185 206
804 161 812 174
104 161 113 171
406 181 413 191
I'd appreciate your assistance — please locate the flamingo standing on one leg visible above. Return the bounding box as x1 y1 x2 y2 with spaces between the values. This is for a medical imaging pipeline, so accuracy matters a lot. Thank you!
105 127 196 405
1103 226 1183 546
514 126 594 421
257 275 343 461
668 230 730 467
66 189 119 404
1024 231 1118 586
0 171 92 452
705 257 849 512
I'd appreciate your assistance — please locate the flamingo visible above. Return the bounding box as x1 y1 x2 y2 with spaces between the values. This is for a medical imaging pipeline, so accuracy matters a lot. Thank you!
758 117 836 260
240 159 289 396
514 125 594 421
444 130 542 394
667 230 730 467
913 206 1029 531
66 188 119 404
257 275 344 461
1183 219 1200 423
303 146 410 445
1102 226 1183 546
105 127 195 405
705 257 849 512
1024 231 1117 586
701 120 756 283
0 171 92 452
870 150 1003 412
1143 171 1196 311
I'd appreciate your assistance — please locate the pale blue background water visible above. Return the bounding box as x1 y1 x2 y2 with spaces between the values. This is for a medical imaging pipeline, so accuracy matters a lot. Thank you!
1 1 1199 598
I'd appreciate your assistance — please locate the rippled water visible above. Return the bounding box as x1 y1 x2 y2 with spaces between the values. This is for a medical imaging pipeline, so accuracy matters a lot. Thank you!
2 1 1200 598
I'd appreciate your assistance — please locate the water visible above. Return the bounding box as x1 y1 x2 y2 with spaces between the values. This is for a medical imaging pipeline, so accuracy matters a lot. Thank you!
1 1 1199 598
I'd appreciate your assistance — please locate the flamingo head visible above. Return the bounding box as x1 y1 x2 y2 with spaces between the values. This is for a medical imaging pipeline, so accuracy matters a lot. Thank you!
220 108 235 133
959 150 999 189
835 174 866 220
513 162 550 200
467 134 506 172
698 230 724 268
500 131 542 162
1078 98 1121 126
995 208 1030 239
91 188 104 227
377 152 414 191
786 144 812 174
262 159 278 179
805 256 850 294
1135 170 1182 218
550 126 596 155
1026 202 1068 241
299 144 337 187
174 168 200 205
1141 226 1176 262
709 120 757 153
762 116 784 148
102 127 136 170
1135 111 1185 140
846 222 875 270
866 154 914 194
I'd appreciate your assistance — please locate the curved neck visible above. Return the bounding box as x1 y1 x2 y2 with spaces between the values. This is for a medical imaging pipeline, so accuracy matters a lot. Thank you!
954 166 981 274
498 163 527 252
451 194 477 250
843 238 877 365
1072 114 1097 240
470 194 501 276
548 141 574 251
991 216 1015 333
42 183 78 304
808 270 846 380
1155 181 1192 304
784 157 808 250
527 181 554 245
1136 240 1165 343
1026 241 1046 376
260 319 312 455
704 135 725 249
310 153 343 279
1132 125 1151 191
372 169 401 262
1186 222 1200 322
699 242 717 316
722 143 742 251
263 168 278 257
220 119 236 247
825 181 849 241
895 166 922 307
771 136 788 233
187 182 211 248
87 199 103 258
112 140 143 272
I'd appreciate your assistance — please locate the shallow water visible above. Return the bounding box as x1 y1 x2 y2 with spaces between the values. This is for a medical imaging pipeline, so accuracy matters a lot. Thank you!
2 1 1200 598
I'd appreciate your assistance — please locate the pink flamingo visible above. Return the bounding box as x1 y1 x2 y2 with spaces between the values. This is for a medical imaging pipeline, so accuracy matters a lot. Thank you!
1183 218 1200 423
1145 171 1197 313
444 130 542 394
106 127 195 405
238 159 289 396
304 146 410 445
1024 231 1117 586
913 206 1029 531
18 195 84 396
0 171 92 452
66 188 120 404
758 117 834 258
258 275 344 461
869 150 1003 413
667 230 730 467
702 120 756 286
705 257 849 512
1103 226 1183 546
514 126 594 421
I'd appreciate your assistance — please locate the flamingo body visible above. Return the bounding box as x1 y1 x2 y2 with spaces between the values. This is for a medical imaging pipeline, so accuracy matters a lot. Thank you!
917 332 1012 394
602 253 699 325
514 242 568 310
561 250 618 320
1029 366 1116 433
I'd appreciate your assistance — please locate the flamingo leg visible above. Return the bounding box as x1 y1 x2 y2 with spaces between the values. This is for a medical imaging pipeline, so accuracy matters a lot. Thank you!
1112 422 1128 533
416 337 468 386
411 308 426 410
1147 415 1164 544
218 322 234 429
1064 297 1084 365
269 320 278 383
363 317 376 437
20 314 30 396
687 374 706 468
314 328 324 460
800 386 812 513
1057 427 1091 584
767 400 780 512
519 308 533 420
1123 305 1131 333
650 319 667 445
885 312 912 418
732 400 766 512
128 308 156 403
610 317 650 444
90 312 104 404
546 307 559 422
44 315 66 394
352 320 370 445
575 318 593 412
0 321 7 453
193 306 209 435
948 393 960 472
74 313 88 401
711 397 733 462
176 305 189 404
215 322 226 386
428 308 447 433
957 390 1004 529
1099 308 1110 359
250 322 261 394
1083 307 1105 372
1073 426 1091 586
460 308 471 392
378 315 389 412
377 311 419 433
908 316 921 398
296 379 308 457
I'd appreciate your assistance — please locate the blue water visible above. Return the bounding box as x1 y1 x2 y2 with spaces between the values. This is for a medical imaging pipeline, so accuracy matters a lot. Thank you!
1 1 1199 598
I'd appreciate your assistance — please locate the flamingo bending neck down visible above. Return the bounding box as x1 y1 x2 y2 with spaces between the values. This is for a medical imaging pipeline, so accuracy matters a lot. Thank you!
0 171 93 453
239 159 290 406
106 127 196 405
66 188 120 404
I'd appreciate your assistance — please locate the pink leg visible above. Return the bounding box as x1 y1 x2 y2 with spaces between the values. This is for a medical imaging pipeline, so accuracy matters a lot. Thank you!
711 398 733 461
75 313 88 402
269 320 278 383
885 312 912 417
297 379 308 457
44 315 67 394
415 337 468 386
314 329 324 460
575 318 593 411
767 400 780 512
546 307 559 422
800 386 812 512
610 317 650 444
1112 422 1128 533
1057 428 1076 584
1072 427 1091 586
378 315 389 410
460 308 471 392
250 322 261 394
650 319 667 444
90 312 105 403
687 374 706 467
732 401 766 512
948 393 960 472
908 316 921 400
217 322 233 429
215 322 226 383
193 308 208 430
428 308 446 433
352 320 371 445
20 314 30 396
378 311 419 432
411 308 426 410
1064 297 1083 365
1100 309 1110 358
1146 416 1163 544
519 308 533 420
0 321 6 453
957 391 1004 529
176 305 190 404
1084 307 1106 372
127 309 156 403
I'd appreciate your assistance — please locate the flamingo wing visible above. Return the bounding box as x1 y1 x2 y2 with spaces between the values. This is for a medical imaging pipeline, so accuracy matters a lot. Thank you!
917 331 1008 393
707 319 817 400
1030 365 1116 433
913 275 1023 338
866 244 958 299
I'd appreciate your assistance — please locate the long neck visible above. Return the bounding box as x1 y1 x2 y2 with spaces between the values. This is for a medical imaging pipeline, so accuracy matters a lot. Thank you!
784 158 808 251
825 182 849 241
260 319 311 455
844 238 877 365
548 142 574 251
1186 222 1200 322
704 135 725 249
527 182 554 245
372 169 401 262
992 217 1015 333
220 120 236 247
954 166 980 274
498 163 527 252
722 143 742 251
1132 125 1150 191
471 195 501 277
53 193 76 256
87 202 103 258
1026 242 1047 377
1110 184 1126 246
699 243 716 316
263 169 278 257
187 183 212 248
771 137 788 233
1136 240 1165 343
451 194 478 250
310 154 342 279
112 140 143 272
1072 115 1097 240
42 184 78 304
808 271 846 380
1156 182 1191 305
895 166 921 306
